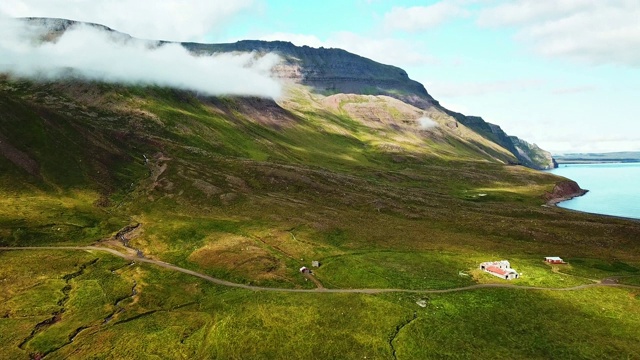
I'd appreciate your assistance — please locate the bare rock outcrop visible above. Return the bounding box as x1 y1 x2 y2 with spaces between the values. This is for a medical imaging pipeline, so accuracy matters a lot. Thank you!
543 180 588 205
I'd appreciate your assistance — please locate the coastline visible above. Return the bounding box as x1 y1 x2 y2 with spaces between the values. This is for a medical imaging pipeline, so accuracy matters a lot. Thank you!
546 185 640 223
555 204 640 223
546 163 640 221
555 160 640 165
545 189 588 207
543 180 588 207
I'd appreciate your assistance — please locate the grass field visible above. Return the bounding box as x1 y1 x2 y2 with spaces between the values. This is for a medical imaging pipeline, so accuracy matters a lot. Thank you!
1 249 639 359
1 78 640 358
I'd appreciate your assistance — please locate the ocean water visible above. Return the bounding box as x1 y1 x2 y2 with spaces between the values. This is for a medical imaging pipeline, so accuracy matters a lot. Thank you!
548 163 640 219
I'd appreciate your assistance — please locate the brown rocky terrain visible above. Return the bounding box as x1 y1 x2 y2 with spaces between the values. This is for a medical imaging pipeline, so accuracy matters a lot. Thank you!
543 180 589 205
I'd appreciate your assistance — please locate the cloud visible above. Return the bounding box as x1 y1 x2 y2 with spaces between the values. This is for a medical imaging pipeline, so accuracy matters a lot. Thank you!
418 117 438 129
0 0 256 41
383 1 469 32
477 0 640 66
257 31 437 67
476 0 589 27
0 17 282 98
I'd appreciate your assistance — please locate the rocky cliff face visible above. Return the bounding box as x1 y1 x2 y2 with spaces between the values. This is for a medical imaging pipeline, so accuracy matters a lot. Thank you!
184 40 437 108
543 180 588 205
436 112 556 170
509 137 556 170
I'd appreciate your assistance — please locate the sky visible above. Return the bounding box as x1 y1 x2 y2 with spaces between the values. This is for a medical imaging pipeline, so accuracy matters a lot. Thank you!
1 0 639 153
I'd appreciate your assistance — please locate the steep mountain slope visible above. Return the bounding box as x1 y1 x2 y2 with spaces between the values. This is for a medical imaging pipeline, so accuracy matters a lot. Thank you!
185 40 436 106
188 39 556 169
22 17 555 169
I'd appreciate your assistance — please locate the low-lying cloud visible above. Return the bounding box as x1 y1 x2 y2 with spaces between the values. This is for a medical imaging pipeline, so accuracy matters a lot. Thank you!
0 17 282 98
418 116 438 129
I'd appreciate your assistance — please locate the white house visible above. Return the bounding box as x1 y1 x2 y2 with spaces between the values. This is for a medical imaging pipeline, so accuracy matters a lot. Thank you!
480 260 510 270
480 260 519 280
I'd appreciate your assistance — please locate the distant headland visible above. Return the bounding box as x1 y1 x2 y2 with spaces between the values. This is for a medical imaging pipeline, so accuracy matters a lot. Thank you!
553 151 640 164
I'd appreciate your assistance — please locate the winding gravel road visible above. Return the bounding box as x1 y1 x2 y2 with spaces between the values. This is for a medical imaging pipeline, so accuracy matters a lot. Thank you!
2 246 639 294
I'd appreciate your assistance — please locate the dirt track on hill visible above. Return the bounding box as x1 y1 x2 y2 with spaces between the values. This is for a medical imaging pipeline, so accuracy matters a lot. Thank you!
2 246 639 294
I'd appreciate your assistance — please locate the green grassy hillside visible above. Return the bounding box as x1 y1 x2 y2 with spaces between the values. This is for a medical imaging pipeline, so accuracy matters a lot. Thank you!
1 77 639 359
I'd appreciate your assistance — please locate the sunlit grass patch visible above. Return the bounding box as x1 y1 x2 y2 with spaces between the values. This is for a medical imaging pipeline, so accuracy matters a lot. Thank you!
317 250 477 290
561 258 640 279
188 234 286 283
392 287 640 359
0 190 126 246
464 255 596 287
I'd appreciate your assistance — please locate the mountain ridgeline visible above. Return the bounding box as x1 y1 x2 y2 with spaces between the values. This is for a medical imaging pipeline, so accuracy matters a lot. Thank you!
17 17 554 169
186 39 556 169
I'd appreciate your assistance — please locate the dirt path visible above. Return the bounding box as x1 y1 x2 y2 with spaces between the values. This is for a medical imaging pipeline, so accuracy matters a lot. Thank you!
303 273 324 289
2 246 639 294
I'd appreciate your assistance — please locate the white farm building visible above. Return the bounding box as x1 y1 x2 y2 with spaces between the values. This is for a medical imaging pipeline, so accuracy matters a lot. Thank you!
480 260 519 280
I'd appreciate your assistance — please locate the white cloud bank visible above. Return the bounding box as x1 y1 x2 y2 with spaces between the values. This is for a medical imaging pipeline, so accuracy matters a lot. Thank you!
478 0 640 66
383 1 469 32
381 0 640 67
0 17 282 98
0 0 255 42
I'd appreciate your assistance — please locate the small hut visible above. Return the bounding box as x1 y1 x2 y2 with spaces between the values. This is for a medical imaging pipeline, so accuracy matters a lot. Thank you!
311 261 321 268
545 257 565 264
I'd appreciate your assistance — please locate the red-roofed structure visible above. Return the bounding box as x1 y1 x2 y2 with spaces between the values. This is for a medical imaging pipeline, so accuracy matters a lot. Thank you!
480 260 519 280
486 265 508 276
545 257 565 264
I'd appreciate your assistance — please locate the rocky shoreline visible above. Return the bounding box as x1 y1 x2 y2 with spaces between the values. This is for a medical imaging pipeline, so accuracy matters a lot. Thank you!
543 180 589 206
543 180 640 222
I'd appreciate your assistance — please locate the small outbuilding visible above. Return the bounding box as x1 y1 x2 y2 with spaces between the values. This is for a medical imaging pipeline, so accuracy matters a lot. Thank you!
312 261 321 268
299 266 309 274
545 257 565 264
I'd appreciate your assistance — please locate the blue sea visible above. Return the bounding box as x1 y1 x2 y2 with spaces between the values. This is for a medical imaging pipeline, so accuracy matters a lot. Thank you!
548 163 640 219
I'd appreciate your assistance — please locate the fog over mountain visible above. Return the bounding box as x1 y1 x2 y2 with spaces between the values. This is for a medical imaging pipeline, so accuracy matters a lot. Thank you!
0 16 282 98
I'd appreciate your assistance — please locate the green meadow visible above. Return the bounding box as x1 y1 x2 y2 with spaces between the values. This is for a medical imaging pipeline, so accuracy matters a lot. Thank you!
2 249 639 359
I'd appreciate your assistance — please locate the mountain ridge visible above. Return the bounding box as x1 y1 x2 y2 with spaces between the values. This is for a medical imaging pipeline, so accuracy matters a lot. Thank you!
186 39 555 170
20 17 556 170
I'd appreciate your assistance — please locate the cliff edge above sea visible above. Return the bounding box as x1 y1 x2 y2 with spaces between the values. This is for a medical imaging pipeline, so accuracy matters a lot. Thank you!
544 180 589 206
